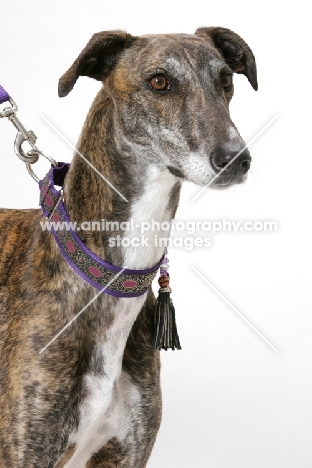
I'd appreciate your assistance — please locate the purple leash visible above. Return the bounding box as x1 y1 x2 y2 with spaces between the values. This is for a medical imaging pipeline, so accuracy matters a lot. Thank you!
0 85 10 104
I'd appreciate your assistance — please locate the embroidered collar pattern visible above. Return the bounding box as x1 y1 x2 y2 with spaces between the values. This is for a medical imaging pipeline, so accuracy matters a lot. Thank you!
39 163 161 297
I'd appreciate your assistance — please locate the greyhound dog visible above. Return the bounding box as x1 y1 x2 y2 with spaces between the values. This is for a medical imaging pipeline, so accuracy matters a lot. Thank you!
0 27 257 467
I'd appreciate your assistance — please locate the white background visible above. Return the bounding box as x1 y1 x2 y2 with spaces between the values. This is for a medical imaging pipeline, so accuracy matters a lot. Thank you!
1 1 311 467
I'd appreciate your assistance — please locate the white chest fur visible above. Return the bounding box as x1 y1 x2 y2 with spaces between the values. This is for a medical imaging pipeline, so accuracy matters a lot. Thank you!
122 166 177 269
63 296 146 468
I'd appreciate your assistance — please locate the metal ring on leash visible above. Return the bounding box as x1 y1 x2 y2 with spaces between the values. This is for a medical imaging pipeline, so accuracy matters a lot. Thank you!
14 132 39 164
26 150 57 182
0 97 17 117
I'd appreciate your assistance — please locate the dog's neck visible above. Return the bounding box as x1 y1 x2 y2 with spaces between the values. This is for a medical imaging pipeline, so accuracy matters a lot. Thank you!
63 91 181 270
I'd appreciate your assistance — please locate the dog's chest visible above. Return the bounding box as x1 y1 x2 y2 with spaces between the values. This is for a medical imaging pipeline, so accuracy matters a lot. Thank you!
63 296 146 468
64 372 143 468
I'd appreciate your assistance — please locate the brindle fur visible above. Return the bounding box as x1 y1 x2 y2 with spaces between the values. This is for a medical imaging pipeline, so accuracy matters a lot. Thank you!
0 27 257 467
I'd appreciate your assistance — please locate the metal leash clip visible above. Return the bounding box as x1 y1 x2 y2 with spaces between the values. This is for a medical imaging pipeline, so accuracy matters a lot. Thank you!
0 85 57 182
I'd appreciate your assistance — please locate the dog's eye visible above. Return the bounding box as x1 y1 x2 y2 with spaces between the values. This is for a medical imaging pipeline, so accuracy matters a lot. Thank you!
221 73 233 90
149 75 171 91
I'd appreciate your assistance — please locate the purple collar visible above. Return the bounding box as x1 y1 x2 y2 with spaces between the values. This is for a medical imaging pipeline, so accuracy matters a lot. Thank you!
39 163 162 297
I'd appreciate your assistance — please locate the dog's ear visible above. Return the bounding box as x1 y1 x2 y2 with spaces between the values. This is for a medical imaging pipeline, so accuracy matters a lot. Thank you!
195 27 258 91
58 31 135 97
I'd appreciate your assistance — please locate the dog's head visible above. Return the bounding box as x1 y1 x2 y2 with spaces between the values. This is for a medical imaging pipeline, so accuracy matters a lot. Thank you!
59 28 257 188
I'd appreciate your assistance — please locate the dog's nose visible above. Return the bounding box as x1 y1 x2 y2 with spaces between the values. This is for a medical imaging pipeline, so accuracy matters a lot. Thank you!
211 144 251 177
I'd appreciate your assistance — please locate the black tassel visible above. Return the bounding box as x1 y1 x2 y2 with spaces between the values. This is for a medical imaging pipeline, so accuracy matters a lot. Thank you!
152 284 181 351
152 249 181 351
